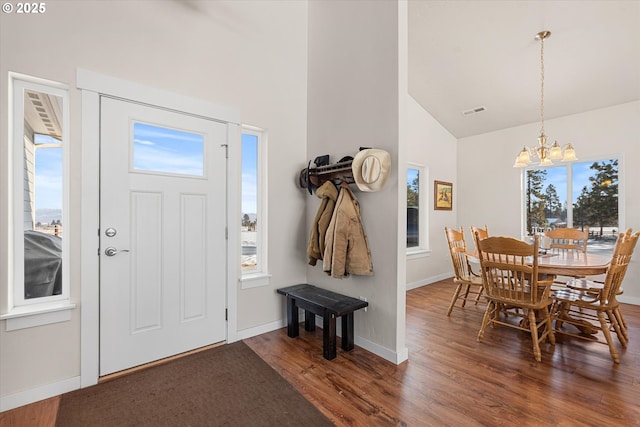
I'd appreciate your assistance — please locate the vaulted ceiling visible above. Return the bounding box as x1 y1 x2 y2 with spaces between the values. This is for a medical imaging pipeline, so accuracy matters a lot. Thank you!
408 0 640 139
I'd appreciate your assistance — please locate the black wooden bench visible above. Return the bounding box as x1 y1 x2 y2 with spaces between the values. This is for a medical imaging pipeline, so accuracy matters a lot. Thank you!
277 284 369 360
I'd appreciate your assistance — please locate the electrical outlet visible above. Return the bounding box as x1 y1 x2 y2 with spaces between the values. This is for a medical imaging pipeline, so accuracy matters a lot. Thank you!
359 296 368 312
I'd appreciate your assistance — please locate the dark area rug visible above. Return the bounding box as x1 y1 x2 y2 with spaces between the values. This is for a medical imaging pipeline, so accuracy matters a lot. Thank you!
56 341 334 427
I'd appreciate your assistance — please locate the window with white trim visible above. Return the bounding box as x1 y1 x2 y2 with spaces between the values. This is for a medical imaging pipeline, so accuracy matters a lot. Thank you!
407 163 428 255
2 74 73 328
240 126 269 288
524 158 619 255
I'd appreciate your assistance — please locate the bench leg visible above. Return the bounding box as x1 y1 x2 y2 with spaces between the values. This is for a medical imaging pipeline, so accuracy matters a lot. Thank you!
286 297 299 338
341 313 355 351
304 310 316 331
323 313 337 360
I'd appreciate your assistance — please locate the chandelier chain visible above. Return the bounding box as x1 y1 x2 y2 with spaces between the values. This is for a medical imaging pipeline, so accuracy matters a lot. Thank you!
540 34 545 135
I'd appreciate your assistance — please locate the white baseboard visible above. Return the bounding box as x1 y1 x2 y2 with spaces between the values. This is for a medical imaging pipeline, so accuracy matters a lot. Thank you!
407 273 453 291
0 376 80 412
355 335 409 365
619 295 640 306
234 319 287 342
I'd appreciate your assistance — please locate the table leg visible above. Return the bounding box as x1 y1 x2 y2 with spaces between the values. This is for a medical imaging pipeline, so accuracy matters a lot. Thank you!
304 310 316 331
555 302 598 335
286 297 299 338
323 312 337 360
341 313 355 351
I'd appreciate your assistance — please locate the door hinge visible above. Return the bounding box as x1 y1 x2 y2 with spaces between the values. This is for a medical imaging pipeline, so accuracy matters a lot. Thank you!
225 308 228 321
225 226 228 240
221 143 228 159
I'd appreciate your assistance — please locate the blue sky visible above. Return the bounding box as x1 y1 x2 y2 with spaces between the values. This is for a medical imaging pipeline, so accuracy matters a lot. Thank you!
540 161 611 204
133 122 204 176
241 133 258 215
34 134 62 210
407 167 419 188
542 165 568 202
571 162 598 200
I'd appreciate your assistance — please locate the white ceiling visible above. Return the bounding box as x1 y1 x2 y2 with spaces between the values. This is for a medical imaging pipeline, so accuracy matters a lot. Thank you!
408 0 640 139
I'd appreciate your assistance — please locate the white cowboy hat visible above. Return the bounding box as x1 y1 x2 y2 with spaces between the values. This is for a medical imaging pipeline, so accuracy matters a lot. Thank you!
351 148 391 192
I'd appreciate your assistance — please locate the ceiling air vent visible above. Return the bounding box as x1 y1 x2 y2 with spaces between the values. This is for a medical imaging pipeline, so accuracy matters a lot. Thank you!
462 106 486 116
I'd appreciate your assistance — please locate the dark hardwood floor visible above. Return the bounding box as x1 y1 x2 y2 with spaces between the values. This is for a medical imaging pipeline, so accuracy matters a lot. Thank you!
247 279 640 426
3 278 639 426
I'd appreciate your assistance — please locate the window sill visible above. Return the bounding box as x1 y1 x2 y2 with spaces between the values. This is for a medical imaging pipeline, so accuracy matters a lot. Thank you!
407 248 431 260
240 272 272 289
0 301 76 331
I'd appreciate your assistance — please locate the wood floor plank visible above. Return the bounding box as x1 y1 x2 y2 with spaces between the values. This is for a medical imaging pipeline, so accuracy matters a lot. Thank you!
0 396 59 427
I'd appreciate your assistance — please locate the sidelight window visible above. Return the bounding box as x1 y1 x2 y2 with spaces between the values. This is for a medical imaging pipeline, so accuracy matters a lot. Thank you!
240 126 269 288
2 74 73 329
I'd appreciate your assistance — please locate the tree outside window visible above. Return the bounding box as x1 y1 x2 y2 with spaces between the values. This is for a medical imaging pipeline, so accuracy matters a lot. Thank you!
525 159 619 254
407 168 420 248
575 160 619 237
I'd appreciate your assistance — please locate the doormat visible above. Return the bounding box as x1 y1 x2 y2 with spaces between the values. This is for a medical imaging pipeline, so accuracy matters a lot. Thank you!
56 341 333 427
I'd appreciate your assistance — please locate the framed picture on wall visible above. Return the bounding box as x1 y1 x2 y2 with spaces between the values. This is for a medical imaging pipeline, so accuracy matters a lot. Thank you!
434 180 453 211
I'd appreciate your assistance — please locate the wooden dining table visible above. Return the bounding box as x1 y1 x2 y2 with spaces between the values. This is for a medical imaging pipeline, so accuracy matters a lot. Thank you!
536 251 610 276
465 250 610 277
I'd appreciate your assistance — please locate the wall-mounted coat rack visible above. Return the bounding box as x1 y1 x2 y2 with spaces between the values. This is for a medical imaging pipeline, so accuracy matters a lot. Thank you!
299 158 354 194
299 148 391 195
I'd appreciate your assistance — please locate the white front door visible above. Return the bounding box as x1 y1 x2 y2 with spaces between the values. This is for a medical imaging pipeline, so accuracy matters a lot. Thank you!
99 97 227 375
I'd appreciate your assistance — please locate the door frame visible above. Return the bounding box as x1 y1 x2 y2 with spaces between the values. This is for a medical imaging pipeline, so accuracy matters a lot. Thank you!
77 69 241 387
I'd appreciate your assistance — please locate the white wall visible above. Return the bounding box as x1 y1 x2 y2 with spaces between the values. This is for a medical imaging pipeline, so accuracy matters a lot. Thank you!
0 0 308 404
405 95 457 288
306 0 407 362
457 101 640 302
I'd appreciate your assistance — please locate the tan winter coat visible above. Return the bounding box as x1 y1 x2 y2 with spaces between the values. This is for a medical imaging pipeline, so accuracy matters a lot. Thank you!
307 181 339 266
323 184 373 278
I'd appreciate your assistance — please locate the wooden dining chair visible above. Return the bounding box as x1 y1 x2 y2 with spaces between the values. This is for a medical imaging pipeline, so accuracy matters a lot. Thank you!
474 234 555 362
545 227 589 254
444 227 484 316
552 228 639 363
468 225 489 275
544 227 590 287
470 225 489 241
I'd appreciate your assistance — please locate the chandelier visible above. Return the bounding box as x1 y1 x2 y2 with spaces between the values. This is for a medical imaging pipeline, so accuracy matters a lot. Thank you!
513 31 577 168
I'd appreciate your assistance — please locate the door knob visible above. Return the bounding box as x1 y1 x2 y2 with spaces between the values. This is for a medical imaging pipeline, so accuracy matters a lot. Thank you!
104 247 130 257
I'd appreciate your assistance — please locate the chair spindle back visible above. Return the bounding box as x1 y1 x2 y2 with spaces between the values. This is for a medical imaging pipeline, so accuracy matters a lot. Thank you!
445 227 473 279
545 227 589 254
599 229 640 303
476 235 545 305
